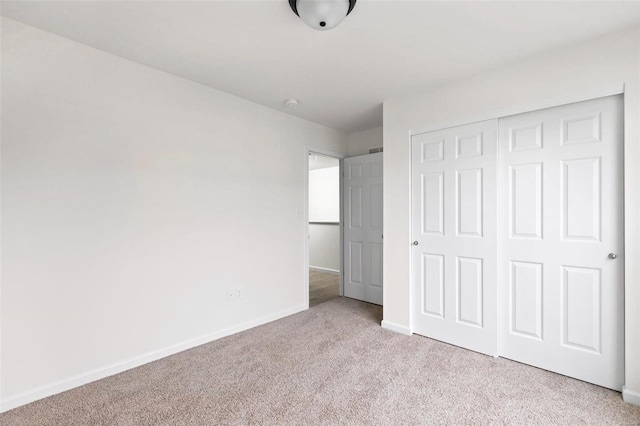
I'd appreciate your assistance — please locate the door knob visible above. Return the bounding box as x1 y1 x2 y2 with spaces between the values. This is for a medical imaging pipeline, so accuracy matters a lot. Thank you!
608 253 617 259
413 241 419 246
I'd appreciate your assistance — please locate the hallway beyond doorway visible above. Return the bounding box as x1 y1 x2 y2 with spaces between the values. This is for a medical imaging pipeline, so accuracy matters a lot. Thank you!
309 270 339 307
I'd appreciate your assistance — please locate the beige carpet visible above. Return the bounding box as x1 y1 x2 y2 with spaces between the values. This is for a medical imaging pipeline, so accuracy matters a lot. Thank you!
2 297 639 425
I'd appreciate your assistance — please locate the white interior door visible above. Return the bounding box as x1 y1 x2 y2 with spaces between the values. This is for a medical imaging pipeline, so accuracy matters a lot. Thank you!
344 153 383 305
498 95 624 390
411 120 497 356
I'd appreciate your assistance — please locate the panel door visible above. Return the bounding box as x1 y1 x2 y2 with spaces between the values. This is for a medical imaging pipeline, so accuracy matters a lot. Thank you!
498 95 624 390
344 153 383 305
411 120 497 356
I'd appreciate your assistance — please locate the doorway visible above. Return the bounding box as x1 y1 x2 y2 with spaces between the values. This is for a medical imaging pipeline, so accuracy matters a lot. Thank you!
308 153 341 307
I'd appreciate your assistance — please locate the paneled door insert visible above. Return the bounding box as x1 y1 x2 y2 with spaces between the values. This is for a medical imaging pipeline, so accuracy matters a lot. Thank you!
411 120 498 356
498 95 623 390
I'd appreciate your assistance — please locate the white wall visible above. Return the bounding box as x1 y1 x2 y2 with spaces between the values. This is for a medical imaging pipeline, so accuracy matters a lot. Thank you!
347 126 383 157
308 224 340 273
0 18 347 410
308 166 339 223
308 166 340 272
383 26 640 402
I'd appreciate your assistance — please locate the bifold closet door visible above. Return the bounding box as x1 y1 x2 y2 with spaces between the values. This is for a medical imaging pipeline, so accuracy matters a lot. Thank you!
344 153 383 305
498 95 624 390
411 120 498 356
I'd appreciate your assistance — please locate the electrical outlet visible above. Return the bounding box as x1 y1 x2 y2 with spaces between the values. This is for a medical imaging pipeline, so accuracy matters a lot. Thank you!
236 288 243 300
226 288 236 302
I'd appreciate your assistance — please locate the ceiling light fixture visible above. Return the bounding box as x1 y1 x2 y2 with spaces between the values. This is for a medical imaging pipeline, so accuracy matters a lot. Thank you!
289 0 357 31
284 98 300 107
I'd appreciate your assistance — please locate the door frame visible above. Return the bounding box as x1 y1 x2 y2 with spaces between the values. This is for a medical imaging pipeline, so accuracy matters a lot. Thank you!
408 86 626 385
304 147 346 309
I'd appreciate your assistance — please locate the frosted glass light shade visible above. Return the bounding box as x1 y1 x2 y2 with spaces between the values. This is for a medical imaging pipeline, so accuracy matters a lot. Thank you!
296 0 350 31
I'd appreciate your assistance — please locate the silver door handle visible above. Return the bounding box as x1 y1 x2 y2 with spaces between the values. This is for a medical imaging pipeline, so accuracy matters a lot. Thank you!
608 253 617 259
413 241 419 246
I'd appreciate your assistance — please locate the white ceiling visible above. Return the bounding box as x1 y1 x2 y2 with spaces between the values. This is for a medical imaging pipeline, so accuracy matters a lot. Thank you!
2 1 639 133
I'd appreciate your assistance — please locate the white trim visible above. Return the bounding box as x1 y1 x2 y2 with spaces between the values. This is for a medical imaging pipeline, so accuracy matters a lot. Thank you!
381 320 412 336
309 266 340 275
0 304 307 413
622 386 640 406
338 156 345 297
307 147 346 161
410 84 625 136
338 157 345 296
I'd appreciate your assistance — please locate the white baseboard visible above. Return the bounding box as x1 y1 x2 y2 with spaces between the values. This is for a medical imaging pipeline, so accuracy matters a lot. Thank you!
622 385 640 406
0 303 307 413
309 266 340 275
381 320 412 336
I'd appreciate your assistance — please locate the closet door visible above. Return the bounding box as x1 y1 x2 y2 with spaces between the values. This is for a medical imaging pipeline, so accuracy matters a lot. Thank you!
498 95 624 390
411 120 497 356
